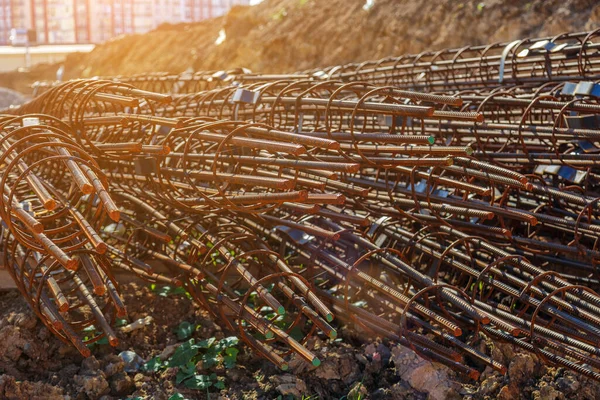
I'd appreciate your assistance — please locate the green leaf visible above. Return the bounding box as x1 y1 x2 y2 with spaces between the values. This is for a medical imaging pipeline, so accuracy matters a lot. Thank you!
177 321 194 340
175 361 196 384
289 326 304 342
217 336 239 350
169 394 187 400
168 339 199 368
201 349 219 369
224 347 239 369
214 380 225 389
156 285 172 297
184 374 213 390
142 356 163 372
96 336 109 345
171 287 188 296
197 337 216 349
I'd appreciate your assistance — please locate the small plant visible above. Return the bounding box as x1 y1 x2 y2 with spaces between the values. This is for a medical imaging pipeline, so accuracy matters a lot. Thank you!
82 325 109 349
150 284 191 299
176 321 195 340
142 336 239 392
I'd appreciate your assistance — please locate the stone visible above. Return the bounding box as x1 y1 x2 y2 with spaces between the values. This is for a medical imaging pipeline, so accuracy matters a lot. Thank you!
158 343 179 360
73 374 110 399
507 353 536 384
538 385 564 400
110 372 135 396
478 374 502 396
391 345 461 400
81 356 101 374
272 374 307 397
119 351 144 373
376 343 391 364
0 326 26 362
314 351 360 384
497 384 519 400
8 312 37 330
104 360 125 378
556 375 579 394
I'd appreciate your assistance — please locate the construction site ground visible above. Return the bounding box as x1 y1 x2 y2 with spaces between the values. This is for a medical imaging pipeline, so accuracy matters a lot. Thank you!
3 1 600 399
1 282 598 400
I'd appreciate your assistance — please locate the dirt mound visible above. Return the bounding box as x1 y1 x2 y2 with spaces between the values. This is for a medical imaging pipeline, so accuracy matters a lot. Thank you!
0 88 26 109
66 0 600 77
1 283 599 399
2 0 600 93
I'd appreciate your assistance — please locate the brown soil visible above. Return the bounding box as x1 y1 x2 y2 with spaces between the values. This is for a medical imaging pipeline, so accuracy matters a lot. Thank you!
2 0 600 94
1 283 600 400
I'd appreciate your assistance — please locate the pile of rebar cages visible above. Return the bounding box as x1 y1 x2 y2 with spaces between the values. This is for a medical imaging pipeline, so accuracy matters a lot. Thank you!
6 28 600 380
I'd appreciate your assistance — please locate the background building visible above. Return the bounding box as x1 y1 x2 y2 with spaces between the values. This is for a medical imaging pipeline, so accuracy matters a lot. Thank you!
0 0 250 45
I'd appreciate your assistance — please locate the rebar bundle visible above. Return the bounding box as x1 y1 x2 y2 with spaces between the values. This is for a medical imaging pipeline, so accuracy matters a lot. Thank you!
4 29 600 381
0 114 124 354
306 29 600 92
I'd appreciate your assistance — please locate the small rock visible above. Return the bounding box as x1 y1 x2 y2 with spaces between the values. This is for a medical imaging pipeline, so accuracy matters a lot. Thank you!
376 343 391 363
355 353 368 365
508 353 536 384
272 374 307 397
81 356 101 374
364 343 377 359
390 380 421 399
479 365 495 381
492 342 516 364
159 343 179 360
288 353 311 374
0 374 63 399
497 384 519 400
538 385 564 400
37 326 50 341
314 351 360 384
391 345 461 400
58 343 78 357
109 372 135 396
556 375 579 394
104 360 125 378
73 374 110 399
8 313 37 330
119 351 144 373
478 375 502 396
0 326 25 362
371 387 391 399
